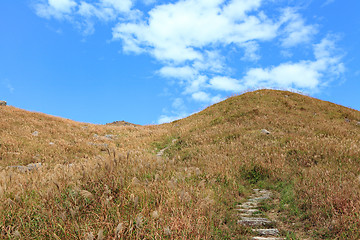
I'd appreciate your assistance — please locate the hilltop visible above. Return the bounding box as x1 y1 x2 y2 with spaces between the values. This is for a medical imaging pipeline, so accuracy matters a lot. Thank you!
106 120 139 127
1 89 360 239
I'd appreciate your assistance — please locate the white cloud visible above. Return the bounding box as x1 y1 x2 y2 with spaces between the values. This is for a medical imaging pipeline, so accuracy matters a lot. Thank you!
209 76 244 92
192 91 211 102
210 37 344 92
112 0 279 63
191 91 223 104
185 75 208 94
34 0 134 32
241 41 260 61
242 62 321 89
158 97 188 123
101 0 132 13
49 0 76 12
158 114 183 124
34 0 77 19
280 8 317 47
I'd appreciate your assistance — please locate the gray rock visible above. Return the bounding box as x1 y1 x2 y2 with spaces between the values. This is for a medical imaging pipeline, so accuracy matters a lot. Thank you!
261 129 271 135
238 217 272 226
87 142 108 150
237 202 258 209
253 229 280 236
357 121 360 126
104 134 116 140
32 131 39 136
236 209 260 214
26 163 42 171
8 162 42 172
0 100 6 106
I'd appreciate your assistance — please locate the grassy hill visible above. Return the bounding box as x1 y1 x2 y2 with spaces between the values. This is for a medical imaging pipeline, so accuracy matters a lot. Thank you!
1 89 360 239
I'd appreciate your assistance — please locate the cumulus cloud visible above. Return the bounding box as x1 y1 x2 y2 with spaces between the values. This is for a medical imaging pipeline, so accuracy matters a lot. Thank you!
209 37 344 92
191 91 223 103
112 0 279 63
280 8 318 47
35 0 77 19
34 0 134 33
192 91 211 102
209 76 244 92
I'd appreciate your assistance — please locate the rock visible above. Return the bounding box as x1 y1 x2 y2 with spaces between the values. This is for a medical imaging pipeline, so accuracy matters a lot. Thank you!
8 162 42 172
164 227 171 236
104 134 116 140
0 101 6 106
151 210 160 219
115 223 124 237
26 163 42 171
135 214 144 228
49 142 55 145
253 229 280 236
87 142 108 150
357 121 360 126
238 217 272 226
236 208 260 214
345 118 350 123
261 129 271 135
32 131 39 136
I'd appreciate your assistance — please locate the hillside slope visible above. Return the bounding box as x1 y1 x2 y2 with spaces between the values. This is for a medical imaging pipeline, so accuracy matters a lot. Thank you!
163 89 360 239
1 89 360 239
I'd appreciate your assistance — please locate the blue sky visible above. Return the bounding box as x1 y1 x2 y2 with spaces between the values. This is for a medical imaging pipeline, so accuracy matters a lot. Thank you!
0 0 359 125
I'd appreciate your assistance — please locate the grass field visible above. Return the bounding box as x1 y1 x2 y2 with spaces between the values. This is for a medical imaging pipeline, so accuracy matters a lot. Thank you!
1 89 360 239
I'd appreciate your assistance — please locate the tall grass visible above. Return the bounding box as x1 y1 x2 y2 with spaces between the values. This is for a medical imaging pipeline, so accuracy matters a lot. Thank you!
1 89 360 239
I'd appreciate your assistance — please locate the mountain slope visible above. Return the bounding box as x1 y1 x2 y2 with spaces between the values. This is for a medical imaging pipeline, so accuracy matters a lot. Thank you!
163 89 360 238
1 89 360 239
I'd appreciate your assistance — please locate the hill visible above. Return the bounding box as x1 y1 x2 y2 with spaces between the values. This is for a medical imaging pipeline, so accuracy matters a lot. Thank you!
1 89 360 239
106 120 139 127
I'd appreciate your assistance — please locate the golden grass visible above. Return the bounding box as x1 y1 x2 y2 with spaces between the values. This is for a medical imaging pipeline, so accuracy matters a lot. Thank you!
1 89 360 239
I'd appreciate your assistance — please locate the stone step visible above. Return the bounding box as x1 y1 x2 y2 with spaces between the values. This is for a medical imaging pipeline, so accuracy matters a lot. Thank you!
252 229 280 236
236 209 260 213
249 196 271 202
238 217 273 226
237 202 258 209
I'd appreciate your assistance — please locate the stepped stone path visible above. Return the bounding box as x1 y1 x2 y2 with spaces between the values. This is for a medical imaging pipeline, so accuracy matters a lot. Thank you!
237 189 284 240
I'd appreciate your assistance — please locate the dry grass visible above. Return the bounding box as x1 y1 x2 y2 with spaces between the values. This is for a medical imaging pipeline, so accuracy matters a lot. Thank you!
1 89 360 239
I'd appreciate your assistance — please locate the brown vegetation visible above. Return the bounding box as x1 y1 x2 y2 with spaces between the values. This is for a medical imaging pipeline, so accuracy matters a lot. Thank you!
1 89 359 239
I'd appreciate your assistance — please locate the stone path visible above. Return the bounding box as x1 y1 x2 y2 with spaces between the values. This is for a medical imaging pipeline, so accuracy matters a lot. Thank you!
237 189 284 240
